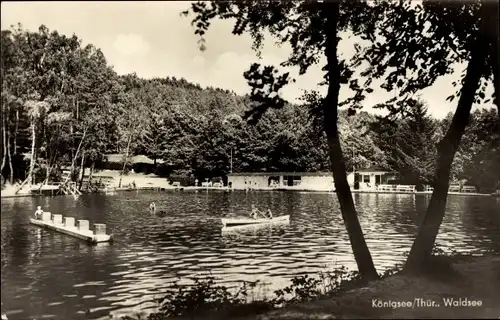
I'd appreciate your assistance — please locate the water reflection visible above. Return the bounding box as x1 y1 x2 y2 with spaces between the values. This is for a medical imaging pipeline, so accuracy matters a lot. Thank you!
460 197 500 253
1 191 499 320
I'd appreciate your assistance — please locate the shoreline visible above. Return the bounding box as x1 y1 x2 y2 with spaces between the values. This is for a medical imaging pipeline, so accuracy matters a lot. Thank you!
1 186 495 198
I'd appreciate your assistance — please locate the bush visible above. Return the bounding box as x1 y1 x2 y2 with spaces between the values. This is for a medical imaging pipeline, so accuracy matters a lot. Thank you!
272 275 322 306
146 275 260 318
271 266 366 307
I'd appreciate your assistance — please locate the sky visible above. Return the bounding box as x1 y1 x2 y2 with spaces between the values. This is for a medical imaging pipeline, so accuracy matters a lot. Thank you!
1 1 494 119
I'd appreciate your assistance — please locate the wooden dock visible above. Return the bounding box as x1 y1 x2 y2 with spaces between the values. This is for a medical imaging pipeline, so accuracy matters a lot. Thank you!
30 212 112 244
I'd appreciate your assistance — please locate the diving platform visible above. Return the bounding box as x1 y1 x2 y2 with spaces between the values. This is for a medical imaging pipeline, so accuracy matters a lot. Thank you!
30 212 113 244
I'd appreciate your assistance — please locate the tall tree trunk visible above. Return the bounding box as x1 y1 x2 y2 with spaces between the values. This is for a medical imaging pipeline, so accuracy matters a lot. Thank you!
44 150 59 186
70 124 74 164
30 122 37 185
322 2 379 280
45 166 50 184
64 128 87 185
78 150 86 191
405 3 494 273
88 161 95 187
16 120 36 194
7 130 14 184
45 155 51 185
1 103 6 173
14 109 19 155
488 2 500 115
119 135 132 188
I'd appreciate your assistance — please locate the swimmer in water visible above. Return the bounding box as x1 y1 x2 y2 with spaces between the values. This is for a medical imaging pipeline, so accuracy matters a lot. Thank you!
34 206 44 220
149 202 156 212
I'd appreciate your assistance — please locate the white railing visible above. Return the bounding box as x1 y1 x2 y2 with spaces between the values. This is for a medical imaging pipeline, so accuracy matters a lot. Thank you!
60 182 82 196
374 184 476 193
396 185 416 192
462 186 476 193
377 184 394 191
376 184 416 192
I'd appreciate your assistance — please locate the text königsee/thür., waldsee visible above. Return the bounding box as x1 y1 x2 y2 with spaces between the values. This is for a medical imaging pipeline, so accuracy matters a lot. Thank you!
371 297 483 309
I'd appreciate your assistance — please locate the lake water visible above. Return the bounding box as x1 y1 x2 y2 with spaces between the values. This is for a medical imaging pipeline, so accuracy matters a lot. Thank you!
1 191 499 319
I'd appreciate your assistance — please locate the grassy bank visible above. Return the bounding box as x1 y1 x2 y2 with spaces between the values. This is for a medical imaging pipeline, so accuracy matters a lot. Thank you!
111 249 499 320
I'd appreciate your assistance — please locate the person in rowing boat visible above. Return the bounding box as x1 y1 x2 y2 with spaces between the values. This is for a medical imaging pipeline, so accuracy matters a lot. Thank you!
265 208 273 219
250 204 261 219
250 205 272 219
34 206 44 220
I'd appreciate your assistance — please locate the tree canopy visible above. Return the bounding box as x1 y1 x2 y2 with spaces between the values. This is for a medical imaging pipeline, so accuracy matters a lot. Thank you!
1 21 497 191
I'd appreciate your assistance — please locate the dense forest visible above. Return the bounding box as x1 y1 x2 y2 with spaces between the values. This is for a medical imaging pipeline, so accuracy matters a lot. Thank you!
1 24 498 192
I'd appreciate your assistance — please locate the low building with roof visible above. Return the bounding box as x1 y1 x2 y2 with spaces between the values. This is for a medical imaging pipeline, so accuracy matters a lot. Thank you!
352 166 398 190
227 172 335 190
227 167 398 191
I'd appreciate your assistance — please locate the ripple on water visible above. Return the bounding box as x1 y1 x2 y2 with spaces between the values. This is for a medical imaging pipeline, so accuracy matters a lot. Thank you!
1 191 499 320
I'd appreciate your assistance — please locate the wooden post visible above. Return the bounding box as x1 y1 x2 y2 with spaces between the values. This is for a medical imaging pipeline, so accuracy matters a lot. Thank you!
42 212 51 222
52 214 63 224
93 223 106 235
64 217 76 229
77 220 90 232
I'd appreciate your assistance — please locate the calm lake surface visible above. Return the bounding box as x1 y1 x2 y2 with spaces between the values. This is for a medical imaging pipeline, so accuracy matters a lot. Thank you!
1 191 499 320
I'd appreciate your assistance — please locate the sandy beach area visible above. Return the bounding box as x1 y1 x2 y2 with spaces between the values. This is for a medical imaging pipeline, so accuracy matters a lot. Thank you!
90 170 174 189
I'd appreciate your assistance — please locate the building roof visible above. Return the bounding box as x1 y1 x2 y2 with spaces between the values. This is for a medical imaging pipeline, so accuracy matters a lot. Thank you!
106 154 165 164
356 166 391 173
227 172 332 177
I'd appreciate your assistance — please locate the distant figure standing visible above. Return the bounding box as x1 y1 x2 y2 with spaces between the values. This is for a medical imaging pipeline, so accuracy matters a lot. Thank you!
195 179 199 187
34 206 44 220
149 202 156 212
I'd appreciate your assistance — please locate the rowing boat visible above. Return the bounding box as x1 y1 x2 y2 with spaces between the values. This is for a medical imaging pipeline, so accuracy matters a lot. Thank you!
221 221 290 233
221 215 290 229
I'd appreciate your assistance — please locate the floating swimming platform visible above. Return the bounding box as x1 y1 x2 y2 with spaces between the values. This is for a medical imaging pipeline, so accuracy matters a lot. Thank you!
30 212 113 244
